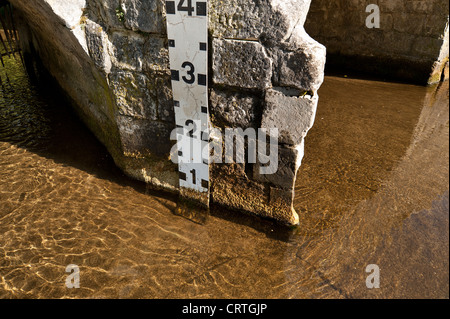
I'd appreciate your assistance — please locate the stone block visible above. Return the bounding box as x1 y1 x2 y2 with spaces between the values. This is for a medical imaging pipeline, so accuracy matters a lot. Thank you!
209 89 262 129
269 186 294 207
378 0 405 13
412 36 445 58
117 115 173 157
253 145 300 191
142 36 169 73
423 15 449 37
85 19 112 74
109 31 145 71
147 71 175 123
405 1 435 13
386 31 416 55
380 13 394 31
87 0 124 30
262 88 318 146
272 27 326 93
45 0 86 29
109 71 158 120
212 38 273 90
121 0 165 34
393 13 425 35
209 0 312 41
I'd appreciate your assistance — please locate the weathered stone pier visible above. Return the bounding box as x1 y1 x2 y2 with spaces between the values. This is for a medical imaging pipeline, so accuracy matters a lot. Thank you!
8 0 449 224
9 0 326 225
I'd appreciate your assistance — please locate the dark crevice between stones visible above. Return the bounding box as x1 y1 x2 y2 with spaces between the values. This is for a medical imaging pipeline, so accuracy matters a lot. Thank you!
324 53 439 86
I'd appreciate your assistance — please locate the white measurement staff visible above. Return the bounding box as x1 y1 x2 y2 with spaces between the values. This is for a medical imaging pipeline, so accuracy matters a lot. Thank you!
165 0 210 204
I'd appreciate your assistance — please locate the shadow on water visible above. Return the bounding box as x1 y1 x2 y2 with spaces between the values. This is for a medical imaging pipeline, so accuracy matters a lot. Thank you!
294 76 446 233
288 77 449 298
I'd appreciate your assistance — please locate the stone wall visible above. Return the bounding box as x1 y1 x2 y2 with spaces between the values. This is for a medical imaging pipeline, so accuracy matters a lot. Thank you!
10 0 326 225
305 0 449 84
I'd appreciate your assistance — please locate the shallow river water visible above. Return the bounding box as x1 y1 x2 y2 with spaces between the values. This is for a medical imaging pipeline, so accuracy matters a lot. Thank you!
0 55 448 299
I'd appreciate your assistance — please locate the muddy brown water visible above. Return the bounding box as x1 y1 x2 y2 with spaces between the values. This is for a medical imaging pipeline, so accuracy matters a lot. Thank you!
0 56 448 299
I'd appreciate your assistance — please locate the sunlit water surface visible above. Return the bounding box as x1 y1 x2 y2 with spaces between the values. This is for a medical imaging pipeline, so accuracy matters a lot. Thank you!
0 56 448 299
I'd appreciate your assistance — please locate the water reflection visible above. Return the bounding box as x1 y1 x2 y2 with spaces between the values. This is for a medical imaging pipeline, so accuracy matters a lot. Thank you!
289 79 449 298
0 55 448 298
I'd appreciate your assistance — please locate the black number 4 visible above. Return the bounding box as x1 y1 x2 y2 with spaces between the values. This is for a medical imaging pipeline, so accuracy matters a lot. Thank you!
178 0 195 16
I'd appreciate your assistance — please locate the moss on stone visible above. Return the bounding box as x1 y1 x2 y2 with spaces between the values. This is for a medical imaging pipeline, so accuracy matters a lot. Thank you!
115 6 125 23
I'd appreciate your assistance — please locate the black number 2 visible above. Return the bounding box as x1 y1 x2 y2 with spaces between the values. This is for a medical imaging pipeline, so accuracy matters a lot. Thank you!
182 61 195 84
177 0 195 16
185 120 197 138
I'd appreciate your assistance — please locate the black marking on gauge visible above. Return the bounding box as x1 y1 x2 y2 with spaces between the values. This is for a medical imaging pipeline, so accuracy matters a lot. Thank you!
196 2 207 16
198 74 207 86
171 70 180 81
201 131 209 142
190 169 197 184
166 1 176 14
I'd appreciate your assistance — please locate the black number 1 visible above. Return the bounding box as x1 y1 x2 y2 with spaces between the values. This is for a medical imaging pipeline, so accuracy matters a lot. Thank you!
177 0 195 16
190 169 196 184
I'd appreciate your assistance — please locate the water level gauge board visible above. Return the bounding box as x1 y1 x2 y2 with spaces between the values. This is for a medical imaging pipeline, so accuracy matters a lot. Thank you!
165 0 210 206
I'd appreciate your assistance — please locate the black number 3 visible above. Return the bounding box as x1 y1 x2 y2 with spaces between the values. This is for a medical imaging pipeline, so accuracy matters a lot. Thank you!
182 61 195 84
